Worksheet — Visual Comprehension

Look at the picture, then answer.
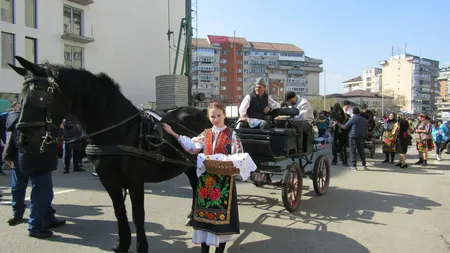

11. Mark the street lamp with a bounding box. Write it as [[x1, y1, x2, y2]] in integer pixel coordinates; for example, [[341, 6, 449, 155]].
[[381, 82, 389, 117], [323, 69, 327, 111]]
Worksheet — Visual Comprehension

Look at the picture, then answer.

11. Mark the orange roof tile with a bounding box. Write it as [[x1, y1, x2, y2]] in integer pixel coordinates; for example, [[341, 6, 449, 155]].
[[250, 42, 303, 52], [207, 35, 250, 46], [192, 38, 215, 48]]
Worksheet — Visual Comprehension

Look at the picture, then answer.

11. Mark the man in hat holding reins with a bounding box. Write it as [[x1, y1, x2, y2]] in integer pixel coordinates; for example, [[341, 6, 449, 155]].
[[238, 77, 279, 129], [284, 91, 314, 152]]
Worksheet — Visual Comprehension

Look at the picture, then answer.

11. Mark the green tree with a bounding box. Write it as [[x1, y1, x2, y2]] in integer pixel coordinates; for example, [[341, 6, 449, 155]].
[[308, 97, 338, 111]]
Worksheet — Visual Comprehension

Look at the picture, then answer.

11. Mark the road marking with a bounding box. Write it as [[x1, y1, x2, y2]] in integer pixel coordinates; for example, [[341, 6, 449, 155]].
[[0, 189, 76, 205]]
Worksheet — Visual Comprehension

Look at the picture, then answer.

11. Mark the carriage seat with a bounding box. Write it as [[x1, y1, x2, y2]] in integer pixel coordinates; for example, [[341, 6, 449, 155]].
[[272, 108, 300, 118], [234, 127, 296, 137]]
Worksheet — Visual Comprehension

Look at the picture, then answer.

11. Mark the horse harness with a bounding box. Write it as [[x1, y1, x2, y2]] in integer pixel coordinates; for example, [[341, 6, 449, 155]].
[[19, 65, 197, 168]]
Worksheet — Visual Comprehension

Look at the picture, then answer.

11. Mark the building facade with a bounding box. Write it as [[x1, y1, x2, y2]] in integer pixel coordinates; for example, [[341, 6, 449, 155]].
[[342, 68, 382, 93], [1, 0, 185, 105], [192, 35, 323, 104], [379, 54, 440, 114], [437, 67, 450, 102]]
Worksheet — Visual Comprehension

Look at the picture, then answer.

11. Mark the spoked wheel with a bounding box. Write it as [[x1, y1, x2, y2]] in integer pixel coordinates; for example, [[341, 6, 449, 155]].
[[281, 163, 302, 212], [312, 154, 330, 195]]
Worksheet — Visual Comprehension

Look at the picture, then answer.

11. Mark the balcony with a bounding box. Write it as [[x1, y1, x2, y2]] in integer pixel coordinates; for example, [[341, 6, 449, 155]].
[[67, 0, 94, 5], [61, 32, 94, 44]]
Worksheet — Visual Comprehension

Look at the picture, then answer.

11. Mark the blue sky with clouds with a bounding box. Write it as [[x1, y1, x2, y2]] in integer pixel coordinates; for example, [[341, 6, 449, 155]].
[[195, 0, 450, 94]]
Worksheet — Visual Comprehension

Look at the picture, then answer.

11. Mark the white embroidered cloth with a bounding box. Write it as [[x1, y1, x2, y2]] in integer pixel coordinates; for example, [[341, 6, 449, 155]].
[[196, 153, 257, 180]]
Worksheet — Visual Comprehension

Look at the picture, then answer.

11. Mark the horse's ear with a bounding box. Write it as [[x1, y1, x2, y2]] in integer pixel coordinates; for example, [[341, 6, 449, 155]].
[[8, 64, 28, 76], [15, 56, 45, 76]]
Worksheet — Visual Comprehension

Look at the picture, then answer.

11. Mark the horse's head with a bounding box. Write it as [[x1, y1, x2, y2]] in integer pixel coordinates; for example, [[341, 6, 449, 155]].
[[9, 56, 68, 154], [330, 103, 345, 122]]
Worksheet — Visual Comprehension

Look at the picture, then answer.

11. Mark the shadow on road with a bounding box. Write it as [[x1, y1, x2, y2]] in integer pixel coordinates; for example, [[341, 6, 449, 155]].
[[229, 212, 370, 253], [237, 186, 441, 225], [49, 211, 198, 252]]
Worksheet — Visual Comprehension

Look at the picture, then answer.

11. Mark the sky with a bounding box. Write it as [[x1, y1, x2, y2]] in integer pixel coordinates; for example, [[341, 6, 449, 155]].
[[195, 0, 450, 95]]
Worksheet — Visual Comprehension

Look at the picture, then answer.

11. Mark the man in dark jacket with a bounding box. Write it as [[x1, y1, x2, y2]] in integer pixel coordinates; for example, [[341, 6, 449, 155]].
[[2, 109, 66, 239], [335, 107, 368, 170], [62, 115, 85, 174]]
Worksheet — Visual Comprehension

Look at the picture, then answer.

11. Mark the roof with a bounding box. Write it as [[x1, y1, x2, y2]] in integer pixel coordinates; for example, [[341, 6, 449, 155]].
[[344, 90, 393, 99], [249, 41, 303, 52], [342, 76, 362, 83], [207, 35, 250, 46], [192, 38, 216, 48]]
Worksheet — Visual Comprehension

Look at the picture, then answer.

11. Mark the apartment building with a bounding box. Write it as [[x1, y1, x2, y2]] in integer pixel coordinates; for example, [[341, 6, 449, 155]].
[[437, 67, 450, 101], [379, 54, 440, 114], [192, 35, 323, 104], [342, 68, 382, 93], [1, 0, 185, 105]]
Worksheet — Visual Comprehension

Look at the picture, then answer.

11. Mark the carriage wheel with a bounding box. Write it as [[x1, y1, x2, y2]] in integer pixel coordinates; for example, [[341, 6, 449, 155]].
[[312, 154, 330, 196], [281, 163, 302, 212], [370, 141, 375, 158]]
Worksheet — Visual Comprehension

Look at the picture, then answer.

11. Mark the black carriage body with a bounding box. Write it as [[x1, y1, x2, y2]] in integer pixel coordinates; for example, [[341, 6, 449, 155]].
[[235, 128, 295, 161]]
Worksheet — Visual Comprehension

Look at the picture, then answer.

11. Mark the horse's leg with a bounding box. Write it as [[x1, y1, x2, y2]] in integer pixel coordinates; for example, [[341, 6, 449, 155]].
[[103, 185, 131, 253], [185, 168, 198, 227], [128, 182, 148, 253]]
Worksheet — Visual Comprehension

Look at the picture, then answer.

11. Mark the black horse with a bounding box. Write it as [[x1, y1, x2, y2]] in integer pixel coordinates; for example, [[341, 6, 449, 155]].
[[9, 56, 210, 253], [329, 103, 350, 165]]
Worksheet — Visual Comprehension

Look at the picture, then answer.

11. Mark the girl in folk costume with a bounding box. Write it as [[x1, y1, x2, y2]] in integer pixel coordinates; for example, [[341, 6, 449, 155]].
[[163, 102, 255, 253], [393, 113, 414, 168], [381, 112, 397, 163], [415, 113, 434, 166]]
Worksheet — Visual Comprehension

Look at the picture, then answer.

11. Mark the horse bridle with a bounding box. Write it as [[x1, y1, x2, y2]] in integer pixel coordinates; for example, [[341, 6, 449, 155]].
[[17, 65, 65, 153]]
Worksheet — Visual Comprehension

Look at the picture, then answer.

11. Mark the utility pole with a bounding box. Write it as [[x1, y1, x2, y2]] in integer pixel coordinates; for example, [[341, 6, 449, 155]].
[[185, 0, 193, 105]]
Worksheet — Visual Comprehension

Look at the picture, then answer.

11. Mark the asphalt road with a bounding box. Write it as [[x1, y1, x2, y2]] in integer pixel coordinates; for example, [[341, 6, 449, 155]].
[[0, 143, 449, 253]]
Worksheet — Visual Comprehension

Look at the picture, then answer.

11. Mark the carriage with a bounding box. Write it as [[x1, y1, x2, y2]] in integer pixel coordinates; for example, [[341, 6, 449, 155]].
[[364, 121, 382, 158], [234, 108, 331, 212]]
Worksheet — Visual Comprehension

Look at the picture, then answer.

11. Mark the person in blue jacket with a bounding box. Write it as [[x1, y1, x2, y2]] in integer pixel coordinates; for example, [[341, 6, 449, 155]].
[[432, 120, 444, 161], [2, 109, 66, 239]]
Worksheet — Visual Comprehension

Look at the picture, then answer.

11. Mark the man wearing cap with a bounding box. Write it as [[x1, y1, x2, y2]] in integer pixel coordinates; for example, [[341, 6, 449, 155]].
[[342, 100, 353, 118], [284, 91, 314, 152], [238, 78, 279, 129]]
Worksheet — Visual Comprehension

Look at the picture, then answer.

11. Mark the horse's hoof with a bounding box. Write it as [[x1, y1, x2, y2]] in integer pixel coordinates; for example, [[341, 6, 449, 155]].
[[136, 242, 149, 253], [112, 241, 131, 253], [185, 217, 193, 227]]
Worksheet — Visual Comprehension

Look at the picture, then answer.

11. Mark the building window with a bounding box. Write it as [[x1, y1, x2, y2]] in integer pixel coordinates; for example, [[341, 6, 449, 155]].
[[237, 51, 242, 56], [63, 6, 82, 36], [220, 77, 226, 82], [64, 44, 83, 68], [220, 59, 227, 64], [237, 69, 242, 73], [222, 50, 226, 55], [238, 77, 242, 82], [1, 32, 14, 68], [221, 86, 227, 90], [221, 68, 227, 73], [25, 0, 36, 28], [237, 60, 242, 64], [0, 0, 14, 23], [25, 37, 37, 63]]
